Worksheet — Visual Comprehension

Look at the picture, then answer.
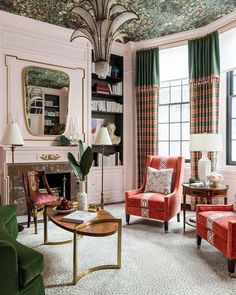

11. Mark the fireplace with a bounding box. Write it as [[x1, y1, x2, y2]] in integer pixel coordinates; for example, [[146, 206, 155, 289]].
[[7, 162, 78, 215], [39, 172, 71, 199]]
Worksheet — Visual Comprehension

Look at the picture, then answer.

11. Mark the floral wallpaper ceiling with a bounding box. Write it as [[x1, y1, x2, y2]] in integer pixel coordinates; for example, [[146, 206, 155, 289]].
[[1, 0, 236, 41]]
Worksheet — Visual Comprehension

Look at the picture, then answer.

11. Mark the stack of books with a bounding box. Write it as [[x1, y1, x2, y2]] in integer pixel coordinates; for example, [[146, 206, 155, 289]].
[[96, 83, 110, 94]]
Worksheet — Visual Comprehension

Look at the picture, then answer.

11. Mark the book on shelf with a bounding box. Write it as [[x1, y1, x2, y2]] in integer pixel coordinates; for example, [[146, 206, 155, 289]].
[[62, 210, 96, 224], [96, 83, 110, 94]]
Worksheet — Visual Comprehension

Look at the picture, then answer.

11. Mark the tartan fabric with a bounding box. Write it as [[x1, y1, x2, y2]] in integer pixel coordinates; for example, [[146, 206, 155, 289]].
[[189, 32, 220, 180], [136, 48, 159, 185], [190, 75, 220, 178]]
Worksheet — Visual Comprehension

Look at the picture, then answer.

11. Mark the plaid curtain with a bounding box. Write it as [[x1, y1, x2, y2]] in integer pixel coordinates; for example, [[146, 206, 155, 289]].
[[136, 48, 159, 185], [189, 31, 220, 179]]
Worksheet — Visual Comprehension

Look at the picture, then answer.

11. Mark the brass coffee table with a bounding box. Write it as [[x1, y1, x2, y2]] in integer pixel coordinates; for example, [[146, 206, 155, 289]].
[[43, 205, 122, 285]]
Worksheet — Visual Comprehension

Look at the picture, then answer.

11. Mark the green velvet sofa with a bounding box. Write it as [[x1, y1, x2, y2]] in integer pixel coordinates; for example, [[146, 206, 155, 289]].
[[0, 205, 45, 295]]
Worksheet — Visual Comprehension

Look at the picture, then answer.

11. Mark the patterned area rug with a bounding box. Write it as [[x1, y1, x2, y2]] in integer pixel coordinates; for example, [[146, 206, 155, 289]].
[[18, 204, 236, 295]]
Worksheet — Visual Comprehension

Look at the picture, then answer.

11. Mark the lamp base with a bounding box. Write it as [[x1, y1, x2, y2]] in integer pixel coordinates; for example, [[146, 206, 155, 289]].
[[198, 151, 211, 184]]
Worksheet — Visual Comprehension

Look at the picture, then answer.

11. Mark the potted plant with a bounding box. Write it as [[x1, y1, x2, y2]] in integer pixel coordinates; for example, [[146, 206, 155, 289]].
[[67, 140, 93, 210]]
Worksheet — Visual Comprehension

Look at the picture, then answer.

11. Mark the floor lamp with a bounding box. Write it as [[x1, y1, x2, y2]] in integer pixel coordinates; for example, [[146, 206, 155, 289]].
[[1, 122, 24, 231], [94, 127, 112, 209]]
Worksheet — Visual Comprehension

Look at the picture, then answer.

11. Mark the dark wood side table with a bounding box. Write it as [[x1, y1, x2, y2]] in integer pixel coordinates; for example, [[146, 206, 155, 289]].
[[182, 183, 229, 231]]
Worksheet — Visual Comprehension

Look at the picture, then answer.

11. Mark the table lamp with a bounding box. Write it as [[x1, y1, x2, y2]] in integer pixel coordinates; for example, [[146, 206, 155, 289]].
[[94, 127, 112, 209], [1, 122, 24, 231], [190, 133, 222, 184]]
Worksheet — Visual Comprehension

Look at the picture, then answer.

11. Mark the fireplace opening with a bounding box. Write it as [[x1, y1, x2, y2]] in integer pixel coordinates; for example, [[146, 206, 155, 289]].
[[39, 172, 71, 200]]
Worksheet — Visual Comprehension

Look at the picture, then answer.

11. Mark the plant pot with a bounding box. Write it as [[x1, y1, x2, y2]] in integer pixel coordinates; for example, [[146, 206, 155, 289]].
[[77, 181, 88, 211]]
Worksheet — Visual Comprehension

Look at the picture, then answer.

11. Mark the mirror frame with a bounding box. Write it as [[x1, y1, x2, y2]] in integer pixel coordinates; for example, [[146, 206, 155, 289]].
[[4, 55, 86, 142], [23, 66, 70, 136]]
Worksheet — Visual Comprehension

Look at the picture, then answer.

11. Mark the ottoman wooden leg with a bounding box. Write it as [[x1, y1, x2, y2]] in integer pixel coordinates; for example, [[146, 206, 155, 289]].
[[126, 214, 130, 225], [228, 259, 235, 275], [196, 235, 202, 249]]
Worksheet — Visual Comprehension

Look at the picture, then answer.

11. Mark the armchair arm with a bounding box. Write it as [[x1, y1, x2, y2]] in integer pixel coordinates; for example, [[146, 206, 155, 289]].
[[0, 240, 18, 295], [164, 191, 180, 219], [227, 219, 236, 259], [196, 204, 234, 215], [125, 187, 144, 197]]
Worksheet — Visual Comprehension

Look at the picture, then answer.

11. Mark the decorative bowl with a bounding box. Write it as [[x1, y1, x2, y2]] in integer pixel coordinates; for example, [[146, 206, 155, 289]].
[[52, 207, 75, 214]]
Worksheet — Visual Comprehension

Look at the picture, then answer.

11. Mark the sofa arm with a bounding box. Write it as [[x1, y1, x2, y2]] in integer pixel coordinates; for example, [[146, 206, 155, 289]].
[[196, 204, 234, 215], [0, 240, 18, 295]]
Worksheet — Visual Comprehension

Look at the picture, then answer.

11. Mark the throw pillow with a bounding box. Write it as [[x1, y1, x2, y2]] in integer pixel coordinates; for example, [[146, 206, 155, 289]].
[[144, 167, 173, 195]]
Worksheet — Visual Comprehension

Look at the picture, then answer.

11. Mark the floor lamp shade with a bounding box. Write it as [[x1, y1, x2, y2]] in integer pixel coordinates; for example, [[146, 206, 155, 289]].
[[1, 122, 24, 146], [94, 127, 112, 145], [190, 133, 222, 183]]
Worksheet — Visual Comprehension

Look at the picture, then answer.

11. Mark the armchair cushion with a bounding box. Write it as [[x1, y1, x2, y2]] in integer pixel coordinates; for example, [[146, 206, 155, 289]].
[[144, 167, 173, 194], [29, 193, 59, 205], [198, 211, 236, 241], [126, 192, 165, 211]]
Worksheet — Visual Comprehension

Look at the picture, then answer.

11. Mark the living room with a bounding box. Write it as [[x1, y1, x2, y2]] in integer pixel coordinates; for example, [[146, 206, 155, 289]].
[[0, 1, 236, 294]]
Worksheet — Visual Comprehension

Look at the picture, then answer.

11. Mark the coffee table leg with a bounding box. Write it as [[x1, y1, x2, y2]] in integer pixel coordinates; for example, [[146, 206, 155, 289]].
[[117, 219, 122, 268], [73, 231, 78, 285], [183, 192, 186, 232], [44, 206, 48, 244]]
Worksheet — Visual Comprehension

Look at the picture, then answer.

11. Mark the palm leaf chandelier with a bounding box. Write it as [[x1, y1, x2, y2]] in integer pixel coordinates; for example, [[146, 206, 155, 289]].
[[70, 0, 139, 79]]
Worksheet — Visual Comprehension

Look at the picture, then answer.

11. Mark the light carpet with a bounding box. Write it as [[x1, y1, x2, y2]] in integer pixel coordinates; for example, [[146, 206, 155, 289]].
[[18, 204, 236, 295]]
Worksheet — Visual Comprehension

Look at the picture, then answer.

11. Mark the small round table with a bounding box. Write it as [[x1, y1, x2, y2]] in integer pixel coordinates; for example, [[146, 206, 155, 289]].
[[182, 183, 229, 231]]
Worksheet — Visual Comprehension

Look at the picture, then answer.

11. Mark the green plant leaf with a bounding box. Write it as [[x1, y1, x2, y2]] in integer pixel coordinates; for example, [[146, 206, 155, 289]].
[[78, 140, 84, 162], [67, 152, 83, 181], [80, 146, 93, 176]]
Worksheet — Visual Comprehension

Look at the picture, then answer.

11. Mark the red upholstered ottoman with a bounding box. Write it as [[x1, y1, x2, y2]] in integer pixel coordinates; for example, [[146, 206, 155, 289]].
[[196, 204, 236, 275]]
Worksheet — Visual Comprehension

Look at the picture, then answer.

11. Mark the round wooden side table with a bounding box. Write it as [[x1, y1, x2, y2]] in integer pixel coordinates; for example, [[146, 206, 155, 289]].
[[182, 183, 229, 231]]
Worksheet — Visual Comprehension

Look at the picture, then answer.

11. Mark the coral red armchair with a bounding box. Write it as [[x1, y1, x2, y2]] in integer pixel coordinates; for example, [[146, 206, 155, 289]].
[[22, 171, 59, 234], [125, 156, 184, 232], [196, 204, 236, 275]]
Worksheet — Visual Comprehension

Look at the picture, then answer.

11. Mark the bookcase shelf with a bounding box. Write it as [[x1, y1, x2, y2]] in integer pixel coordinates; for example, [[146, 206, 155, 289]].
[[91, 54, 123, 167]]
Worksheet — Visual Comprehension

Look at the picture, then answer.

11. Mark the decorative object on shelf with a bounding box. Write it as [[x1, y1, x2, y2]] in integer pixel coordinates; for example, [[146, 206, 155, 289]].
[[70, 0, 139, 79], [106, 122, 121, 144], [1, 122, 24, 232], [207, 172, 224, 188], [111, 66, 120, 78], [67, 140, 93, 211], [94, 127, 112, 209], [58, 135, 70, 146], [190, 133, 222, 184]]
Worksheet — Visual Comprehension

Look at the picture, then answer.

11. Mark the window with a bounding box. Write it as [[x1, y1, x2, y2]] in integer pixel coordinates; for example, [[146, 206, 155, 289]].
[[158, 79, 190, 160], [226, 70, 236, 165]]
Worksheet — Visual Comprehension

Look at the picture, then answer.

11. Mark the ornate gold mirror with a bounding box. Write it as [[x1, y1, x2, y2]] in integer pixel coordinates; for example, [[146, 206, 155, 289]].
[[23, 66, 70, 136]]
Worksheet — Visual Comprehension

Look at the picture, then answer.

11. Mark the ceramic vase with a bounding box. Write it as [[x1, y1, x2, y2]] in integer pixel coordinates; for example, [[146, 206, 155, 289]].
[[77, 181, 88, 211]]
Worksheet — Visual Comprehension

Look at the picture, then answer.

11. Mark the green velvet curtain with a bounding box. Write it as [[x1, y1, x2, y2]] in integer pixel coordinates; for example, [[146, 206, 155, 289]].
[[188, 31, 220, 181], [136, 47, 159, 185]]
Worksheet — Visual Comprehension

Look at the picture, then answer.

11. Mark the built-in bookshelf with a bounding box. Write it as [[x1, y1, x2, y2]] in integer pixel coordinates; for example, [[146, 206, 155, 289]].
[[91, 54, 123, 167]]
